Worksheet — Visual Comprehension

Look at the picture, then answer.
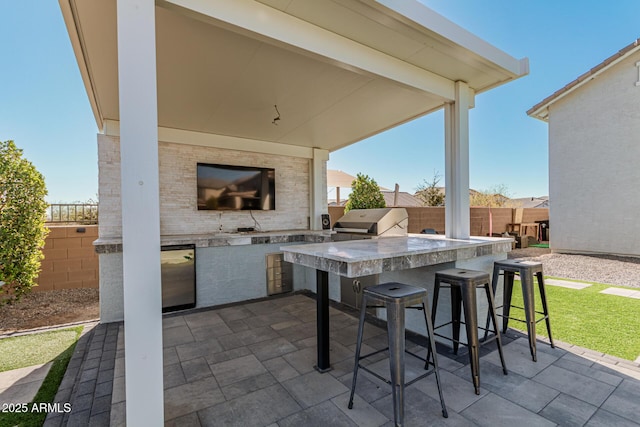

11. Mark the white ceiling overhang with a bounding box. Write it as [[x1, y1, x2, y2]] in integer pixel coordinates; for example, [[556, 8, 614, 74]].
[[59, 0, 528, 152]]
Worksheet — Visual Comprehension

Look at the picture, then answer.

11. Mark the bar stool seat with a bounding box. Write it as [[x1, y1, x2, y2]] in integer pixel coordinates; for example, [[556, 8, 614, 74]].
[[432, 269, 507, 394], [348, 282, 447, 426], [487, 259, 554, 362]]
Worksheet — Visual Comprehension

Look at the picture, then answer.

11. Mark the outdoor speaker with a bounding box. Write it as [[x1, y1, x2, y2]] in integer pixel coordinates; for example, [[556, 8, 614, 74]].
[[321, 214, 331, 230]]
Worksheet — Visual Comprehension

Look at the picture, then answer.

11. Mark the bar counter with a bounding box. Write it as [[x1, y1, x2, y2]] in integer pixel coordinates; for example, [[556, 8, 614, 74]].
[[282, 234, 513, 371], [282, 234, 512, 278]]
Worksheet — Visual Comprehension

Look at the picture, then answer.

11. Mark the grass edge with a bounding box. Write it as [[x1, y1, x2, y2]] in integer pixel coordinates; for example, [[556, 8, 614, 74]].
[[0, 326, 83, 427]]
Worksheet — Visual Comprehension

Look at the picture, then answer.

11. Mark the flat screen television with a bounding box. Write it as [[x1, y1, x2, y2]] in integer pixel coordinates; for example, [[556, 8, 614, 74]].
[[197, 163, 275, 210]]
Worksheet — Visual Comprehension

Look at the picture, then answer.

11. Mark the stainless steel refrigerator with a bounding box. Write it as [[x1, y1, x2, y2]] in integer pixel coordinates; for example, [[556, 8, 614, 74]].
[[161, 245, 196, 312]]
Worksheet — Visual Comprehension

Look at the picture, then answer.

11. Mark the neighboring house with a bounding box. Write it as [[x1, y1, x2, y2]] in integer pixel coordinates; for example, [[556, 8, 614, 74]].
[[528, 38, 640, 257], [512, 196, 549, 209], [381, 190, 423, 207]]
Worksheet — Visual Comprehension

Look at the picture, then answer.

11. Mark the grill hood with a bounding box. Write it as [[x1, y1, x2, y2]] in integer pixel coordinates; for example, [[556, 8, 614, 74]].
[[333, 208, 408, 237]]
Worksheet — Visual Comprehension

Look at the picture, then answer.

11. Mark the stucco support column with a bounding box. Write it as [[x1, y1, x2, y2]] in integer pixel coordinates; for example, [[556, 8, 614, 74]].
[[116, 0, 164, 425], [445, 81, 472, 239], [310, 148, 329, 230]]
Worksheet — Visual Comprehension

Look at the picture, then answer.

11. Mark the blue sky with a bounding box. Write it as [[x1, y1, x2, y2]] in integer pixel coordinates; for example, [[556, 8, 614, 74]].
[[329, 0, 640, 199], [1, 1, 638, 202], [0, 1, 97, 203]]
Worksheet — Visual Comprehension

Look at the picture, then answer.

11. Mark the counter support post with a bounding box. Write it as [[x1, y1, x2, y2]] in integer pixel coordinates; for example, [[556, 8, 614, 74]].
[[315, 270, 331, 372]]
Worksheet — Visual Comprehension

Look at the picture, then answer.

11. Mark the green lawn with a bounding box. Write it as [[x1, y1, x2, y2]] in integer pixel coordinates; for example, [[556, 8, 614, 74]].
[[0, 327, 82, 427], [0, 328, 81, 372], [507, 278, 640, 361]]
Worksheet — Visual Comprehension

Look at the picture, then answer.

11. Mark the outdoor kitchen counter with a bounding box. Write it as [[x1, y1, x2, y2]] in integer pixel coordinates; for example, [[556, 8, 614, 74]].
[[281, 234, 513, 278], [93, 230, 333, 323], [93, 229, 331, 253]]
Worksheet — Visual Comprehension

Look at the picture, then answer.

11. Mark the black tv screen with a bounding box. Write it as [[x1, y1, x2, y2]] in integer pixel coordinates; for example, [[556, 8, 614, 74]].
[[197, 163, 275, 210]]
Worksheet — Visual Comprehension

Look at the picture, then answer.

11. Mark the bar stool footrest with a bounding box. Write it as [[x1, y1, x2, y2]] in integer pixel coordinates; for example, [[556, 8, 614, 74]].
[[357, 348, 439, 387], [494, 312, 551, 325], [434, 323, 500, 348], [357, 346, 390, 362]]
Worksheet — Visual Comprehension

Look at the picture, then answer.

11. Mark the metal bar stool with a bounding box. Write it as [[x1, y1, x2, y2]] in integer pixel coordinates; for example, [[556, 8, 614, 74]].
[[348, 282, 448, 426], [432, 269, 507, 394], [485, 259, 554, 362]]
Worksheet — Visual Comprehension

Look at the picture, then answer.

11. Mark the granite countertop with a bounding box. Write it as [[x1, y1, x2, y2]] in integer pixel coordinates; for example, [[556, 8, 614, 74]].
[[281, 234, 513, 277], [93, 229, 332, 253]]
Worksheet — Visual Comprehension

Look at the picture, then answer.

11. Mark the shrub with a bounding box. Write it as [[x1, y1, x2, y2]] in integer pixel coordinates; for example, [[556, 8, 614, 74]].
[[415, 171, 445, 207], [469, 184, 512, 207], [344, 173, 386, 213], [0, 140, 49, 305]]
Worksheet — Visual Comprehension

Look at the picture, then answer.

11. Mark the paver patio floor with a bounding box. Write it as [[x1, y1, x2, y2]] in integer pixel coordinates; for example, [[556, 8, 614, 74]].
[[45, 292, 640, 426]]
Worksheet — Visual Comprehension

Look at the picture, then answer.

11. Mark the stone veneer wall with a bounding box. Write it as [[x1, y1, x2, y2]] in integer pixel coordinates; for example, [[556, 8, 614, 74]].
[[98, 134, 311, 238]]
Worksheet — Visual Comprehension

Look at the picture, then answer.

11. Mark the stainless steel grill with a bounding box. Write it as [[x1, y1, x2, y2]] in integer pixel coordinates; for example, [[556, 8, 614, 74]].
[[332, 208, 408, 241]]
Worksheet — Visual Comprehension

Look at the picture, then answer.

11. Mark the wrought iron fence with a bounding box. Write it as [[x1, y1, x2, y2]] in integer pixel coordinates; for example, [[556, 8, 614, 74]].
[[46, 204, 98, 224]]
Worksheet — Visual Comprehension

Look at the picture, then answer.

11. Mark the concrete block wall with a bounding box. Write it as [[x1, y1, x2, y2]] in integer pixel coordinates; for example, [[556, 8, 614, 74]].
[[36, 225, 99, 291], [470, 207, 513, 237], [98, 134, 310, 238], [405, 207, 445, 234], [522, 208, 550, 224]]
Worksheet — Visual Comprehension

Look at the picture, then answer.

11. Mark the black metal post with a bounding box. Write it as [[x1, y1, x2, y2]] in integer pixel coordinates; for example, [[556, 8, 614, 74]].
[[315, 269, 331, 372]]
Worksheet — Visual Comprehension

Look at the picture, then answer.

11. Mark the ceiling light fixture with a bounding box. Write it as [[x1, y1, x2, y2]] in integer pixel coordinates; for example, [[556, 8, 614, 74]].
[[272, 105, 281, 125]]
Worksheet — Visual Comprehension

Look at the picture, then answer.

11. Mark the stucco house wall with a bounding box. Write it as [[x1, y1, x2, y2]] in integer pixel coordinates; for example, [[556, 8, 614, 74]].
[[547, 51, 640, 256]]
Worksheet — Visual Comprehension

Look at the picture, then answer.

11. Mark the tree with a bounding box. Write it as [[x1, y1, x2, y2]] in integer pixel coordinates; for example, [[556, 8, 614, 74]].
[[469, 184, 512, 207], [415, 171, 445, 206], [0, 140, 49, 305], [344, 173, 386, 213]]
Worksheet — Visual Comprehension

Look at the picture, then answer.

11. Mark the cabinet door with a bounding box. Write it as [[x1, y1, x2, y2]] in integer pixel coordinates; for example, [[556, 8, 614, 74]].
[[280, 260, 293, 293], [266, 253, 292, 295]]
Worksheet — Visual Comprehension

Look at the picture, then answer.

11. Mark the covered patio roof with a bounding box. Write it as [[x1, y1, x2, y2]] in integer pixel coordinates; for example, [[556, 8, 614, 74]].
[[61, 0, 527, 152]]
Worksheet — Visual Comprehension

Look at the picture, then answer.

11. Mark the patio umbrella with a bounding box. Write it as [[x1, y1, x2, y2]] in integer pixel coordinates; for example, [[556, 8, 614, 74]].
[[327, 170, 388, 205], [327, 170, 356, 205]]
